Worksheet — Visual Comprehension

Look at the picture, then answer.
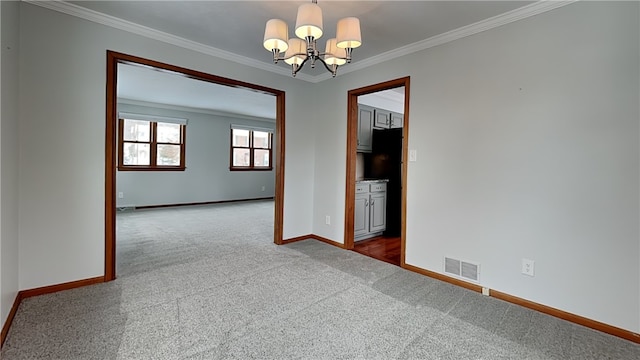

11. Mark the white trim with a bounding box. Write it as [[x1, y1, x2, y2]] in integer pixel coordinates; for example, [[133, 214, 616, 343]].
[[310, 0, 580, 82], [118, 112, 187, 125], [24, 0, 316, 82], [27, 0, 577, 83], [230, 124, 274, 133], [312, 0, 579, 83]]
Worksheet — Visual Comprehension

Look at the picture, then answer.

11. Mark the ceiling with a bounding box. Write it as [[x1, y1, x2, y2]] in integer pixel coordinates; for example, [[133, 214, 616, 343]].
[[64, 1, 539, 116], [117, 62, 278, 120], [70, 1, 535, 77]]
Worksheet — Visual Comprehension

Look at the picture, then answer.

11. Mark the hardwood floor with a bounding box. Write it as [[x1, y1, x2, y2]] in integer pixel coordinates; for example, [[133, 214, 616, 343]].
[[352, 236, 401, 266]]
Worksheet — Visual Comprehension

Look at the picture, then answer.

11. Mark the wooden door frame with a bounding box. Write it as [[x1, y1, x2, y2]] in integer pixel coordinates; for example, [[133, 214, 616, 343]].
[[343, 77, 410, 266], [105, 51, 286, 281]]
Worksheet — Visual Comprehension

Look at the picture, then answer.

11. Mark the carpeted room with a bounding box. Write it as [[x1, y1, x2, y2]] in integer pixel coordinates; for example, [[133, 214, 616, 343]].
[[2, 1, 640, 358]]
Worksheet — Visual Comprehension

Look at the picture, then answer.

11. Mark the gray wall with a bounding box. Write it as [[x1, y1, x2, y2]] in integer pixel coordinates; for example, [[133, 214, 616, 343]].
[[1, 0, 20, 329], [15, 2, 314, 294], [308, 1, 639, 332], [116, 102, 276, 207]]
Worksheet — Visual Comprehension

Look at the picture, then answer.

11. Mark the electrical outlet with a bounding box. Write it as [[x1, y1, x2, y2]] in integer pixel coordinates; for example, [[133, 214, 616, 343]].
[[522, 258, 535, 276], [261, 185, 265, 191], [482, 287, 490, 296], [118, 192, 124, 199], [325, 215, 330, 225]]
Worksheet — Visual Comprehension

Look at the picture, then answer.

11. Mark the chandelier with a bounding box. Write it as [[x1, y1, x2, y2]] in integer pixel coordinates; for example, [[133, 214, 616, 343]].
[[263, 0, 362, 78]]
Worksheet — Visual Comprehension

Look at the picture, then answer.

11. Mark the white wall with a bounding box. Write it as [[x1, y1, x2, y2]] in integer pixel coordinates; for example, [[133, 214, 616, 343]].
[[311, 1, 640, 333], [17, 2, 314, 291], [116, 102, 276, 207], [0, 0, 20, 330]]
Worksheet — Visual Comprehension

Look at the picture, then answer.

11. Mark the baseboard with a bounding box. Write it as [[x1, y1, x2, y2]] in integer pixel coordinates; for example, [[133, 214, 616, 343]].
[[0, 293, 22, 348], [288, 236, 640, 344], [402, 262, 640, 344], [19, 276, 105, 299], [0, 276, 105, 349], [132, 197, 274, 210], [490, 290, 640, 344], [282, 234, 345, 248], [4, 242, 638, 348], [281, 234, 315, 244]]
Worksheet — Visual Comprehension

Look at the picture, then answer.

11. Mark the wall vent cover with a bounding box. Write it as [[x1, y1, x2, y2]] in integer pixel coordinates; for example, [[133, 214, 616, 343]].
[[444, 257, 461, 276], [444, 257, 480, 282]]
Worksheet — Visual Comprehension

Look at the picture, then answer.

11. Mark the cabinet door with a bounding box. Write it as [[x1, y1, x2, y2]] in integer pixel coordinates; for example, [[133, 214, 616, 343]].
[[354, 192, 370, 237], [369, 191, 387, 233], [357, 105, 374, 152], [374, 110, 390, 128], [390, 112, 404, 129]]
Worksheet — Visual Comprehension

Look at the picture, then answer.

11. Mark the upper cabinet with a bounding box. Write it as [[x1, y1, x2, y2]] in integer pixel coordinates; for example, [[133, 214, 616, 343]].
[[358, 104, 404, 152], [374, 110, 390, 128], [390, 111, 404, 129], [373, 108, 404, 129], [357, 104, 374, 152]]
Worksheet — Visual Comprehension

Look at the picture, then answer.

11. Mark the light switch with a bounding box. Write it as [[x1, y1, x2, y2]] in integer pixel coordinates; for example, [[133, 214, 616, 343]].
[[409, 150, 417, 162]]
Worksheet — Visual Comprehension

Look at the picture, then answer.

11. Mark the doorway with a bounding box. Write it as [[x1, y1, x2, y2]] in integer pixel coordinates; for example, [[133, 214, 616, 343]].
[[105, 51, 286, 281], [343, 77, 410, 267]]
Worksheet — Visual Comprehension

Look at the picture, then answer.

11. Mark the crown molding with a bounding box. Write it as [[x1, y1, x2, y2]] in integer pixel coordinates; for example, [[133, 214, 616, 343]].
[[27, 0, 577, 84], [314, 0, 579, 81], [117, 98, 276, 123], [24, 0, 316, 82]]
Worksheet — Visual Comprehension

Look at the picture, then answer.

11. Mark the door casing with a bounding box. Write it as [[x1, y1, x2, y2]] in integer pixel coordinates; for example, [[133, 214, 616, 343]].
[[104, 51, 286, 281], [343, 77, 410, 266]]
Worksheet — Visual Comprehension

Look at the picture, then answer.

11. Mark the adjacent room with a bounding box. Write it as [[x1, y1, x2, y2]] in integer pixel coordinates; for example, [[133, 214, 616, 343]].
[[114, 62, 278, 277]]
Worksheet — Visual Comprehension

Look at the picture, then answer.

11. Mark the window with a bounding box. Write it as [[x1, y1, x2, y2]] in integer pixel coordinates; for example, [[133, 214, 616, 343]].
[[230, 127, 273, 171], [118, 117, 186, 171]]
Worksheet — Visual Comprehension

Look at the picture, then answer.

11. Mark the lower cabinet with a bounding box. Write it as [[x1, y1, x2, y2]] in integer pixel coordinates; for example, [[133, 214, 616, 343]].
[[355, 182, 387, 241]]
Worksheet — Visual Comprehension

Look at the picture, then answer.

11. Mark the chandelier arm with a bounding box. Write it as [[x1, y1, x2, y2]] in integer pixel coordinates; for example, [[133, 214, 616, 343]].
[[314, 56, 338, 76], [318, 52, 349, 61], [292, 55, 313, 76]]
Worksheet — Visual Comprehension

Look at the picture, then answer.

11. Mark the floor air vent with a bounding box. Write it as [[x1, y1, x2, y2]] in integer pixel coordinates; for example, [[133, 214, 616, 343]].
[[445, 257, 480, 282]]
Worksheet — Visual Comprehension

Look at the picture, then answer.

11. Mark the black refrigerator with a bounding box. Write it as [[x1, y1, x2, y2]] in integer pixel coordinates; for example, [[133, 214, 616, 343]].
[[369, 127, 403, 237]]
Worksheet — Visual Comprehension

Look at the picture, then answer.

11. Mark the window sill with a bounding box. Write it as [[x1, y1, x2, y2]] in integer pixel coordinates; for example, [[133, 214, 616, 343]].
[[229, 167, 273, 172], [117, 166, 186, 172]]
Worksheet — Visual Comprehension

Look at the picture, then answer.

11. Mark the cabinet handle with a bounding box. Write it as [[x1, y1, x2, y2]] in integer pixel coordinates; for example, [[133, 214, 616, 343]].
[[371, 199, 375, 206], [365, 200, 369, 206]]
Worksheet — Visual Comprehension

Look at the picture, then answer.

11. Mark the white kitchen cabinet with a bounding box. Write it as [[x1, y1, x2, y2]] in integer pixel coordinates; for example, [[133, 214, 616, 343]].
[[354, 184, 370, 238], [374, 110, 390, 128], [373, 108, 403, 129], [357, 104, 374, 152], [354, 182, 387, 241], [390, 111, 404, 129]]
